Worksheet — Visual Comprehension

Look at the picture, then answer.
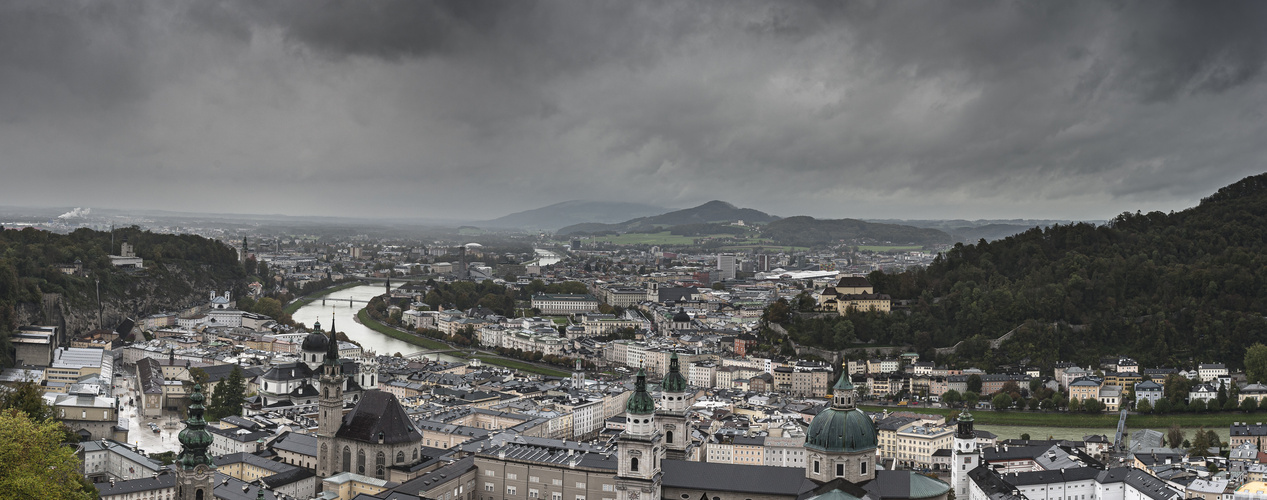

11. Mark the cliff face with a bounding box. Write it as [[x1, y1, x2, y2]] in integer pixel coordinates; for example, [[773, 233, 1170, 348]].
[[15, 263, 245, 337]]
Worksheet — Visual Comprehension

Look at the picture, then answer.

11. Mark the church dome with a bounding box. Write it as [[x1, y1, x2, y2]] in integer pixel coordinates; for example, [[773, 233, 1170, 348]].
[[672, 308, 691, 323], [805, 406, 877, 454], [302, 330, 330, 352]]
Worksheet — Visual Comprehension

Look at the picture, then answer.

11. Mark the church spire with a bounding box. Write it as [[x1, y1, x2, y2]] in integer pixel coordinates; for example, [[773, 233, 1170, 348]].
[[177, 384, 214, 469], [324, 312, 340, 367]]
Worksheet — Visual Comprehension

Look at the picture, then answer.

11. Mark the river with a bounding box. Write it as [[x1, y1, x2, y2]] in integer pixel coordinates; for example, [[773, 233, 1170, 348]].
[[534, 248, 561, 266], [290, 284, 463, 363]]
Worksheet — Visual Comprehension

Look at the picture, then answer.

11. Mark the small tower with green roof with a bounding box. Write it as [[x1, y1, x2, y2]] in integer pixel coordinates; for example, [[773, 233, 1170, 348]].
[[175, 384, 215, 500], [656, 352, 692, 459], [805, 372, 876, 484], [952, 410, 979, 499], [616, 368, 663, 500]]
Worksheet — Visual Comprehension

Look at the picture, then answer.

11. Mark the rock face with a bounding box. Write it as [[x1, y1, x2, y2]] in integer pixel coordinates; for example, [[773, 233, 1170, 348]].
[[14, 263, 245, 338]]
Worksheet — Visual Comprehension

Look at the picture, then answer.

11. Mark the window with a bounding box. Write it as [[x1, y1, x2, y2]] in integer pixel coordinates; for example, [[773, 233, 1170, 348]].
[[552, 479, 562, 486], [485, 483, 494, 492], [376, 451, 386, 479], [666, 431, 674, 444], [836, 463, 844, 477], [603, 485, 615, 492], [530, 476, 540, 483], [630, 457, 639, 472], [530, 489, 539, 499], [486, 470, 496, 477], [357, 450, 366, 475], [813, 461, 820, 474], [576, 496, 585, 500], [508, 473, 518, 480], [508, 487, 517, 496], [398, 451, 405, 463], [576, 482, 586, 489], [552, 493, 562, 500], [861, 461, 868, 475]]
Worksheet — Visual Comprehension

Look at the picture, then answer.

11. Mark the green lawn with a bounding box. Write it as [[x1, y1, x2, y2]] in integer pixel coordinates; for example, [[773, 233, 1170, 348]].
[[356, 309, 450, 350], [860, 404, 1257, 429], [474, 356, 570, 377], [283, 281, 363, 315], [857, 245, 925, 252]]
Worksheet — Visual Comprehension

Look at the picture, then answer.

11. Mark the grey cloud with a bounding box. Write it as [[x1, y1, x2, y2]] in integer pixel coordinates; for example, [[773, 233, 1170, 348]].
[[0, 1, 1265, 220]]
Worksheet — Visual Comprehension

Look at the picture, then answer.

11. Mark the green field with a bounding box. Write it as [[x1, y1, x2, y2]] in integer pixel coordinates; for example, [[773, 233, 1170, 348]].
[[860, 404, 1256, 429], [357, 309, 572, 377], [857, 245, 925, 252], [474, 356, 570, 377], [283, 281, 363, 315], [356, 309, 450, 350]]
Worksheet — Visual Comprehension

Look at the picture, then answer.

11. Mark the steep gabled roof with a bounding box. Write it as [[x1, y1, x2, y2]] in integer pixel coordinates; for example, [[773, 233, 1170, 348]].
[[336, 390, 423, 445]]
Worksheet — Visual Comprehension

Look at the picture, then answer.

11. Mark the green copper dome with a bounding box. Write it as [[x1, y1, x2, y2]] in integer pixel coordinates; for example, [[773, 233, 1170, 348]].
[[177, 384, 215, 469], [833, 372, 854, 391], [662, 353, 688, 393], [626, 368, 656, 415], [805, 406, 877, 453]]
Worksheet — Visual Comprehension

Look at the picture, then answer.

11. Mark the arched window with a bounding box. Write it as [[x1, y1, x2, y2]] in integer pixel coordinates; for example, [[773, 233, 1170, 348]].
[[343, 446, 351, 472], [376, 451, 386, 479], [666, 431, 674, 444], [357, 449, 366, 475], [196, 490, 204, 500], [414, 449, 419, 460], [631, 457, 639, 472], [397, 451, 405, 463]]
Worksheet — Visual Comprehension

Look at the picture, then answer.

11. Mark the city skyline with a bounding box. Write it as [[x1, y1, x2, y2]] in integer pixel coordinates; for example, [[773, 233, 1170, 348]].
[[2, 1, 1266, 221]]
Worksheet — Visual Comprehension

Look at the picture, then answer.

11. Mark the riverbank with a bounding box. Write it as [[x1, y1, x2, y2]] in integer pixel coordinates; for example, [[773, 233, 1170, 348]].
[[354, 308, 571, 377], [860, 404, 1256, 429], [282, 280, 363, 316]]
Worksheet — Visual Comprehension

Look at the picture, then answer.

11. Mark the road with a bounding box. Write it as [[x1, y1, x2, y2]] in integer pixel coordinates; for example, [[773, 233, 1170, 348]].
[[114, 371, 180, 455]]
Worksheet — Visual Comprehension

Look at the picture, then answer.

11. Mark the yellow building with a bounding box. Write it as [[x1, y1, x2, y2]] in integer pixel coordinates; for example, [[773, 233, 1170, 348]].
[[818, 276, 892, 314]]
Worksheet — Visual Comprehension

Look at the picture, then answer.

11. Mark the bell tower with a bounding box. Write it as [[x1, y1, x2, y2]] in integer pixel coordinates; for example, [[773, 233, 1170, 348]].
[[316, 315, 344, 479], [175, 384, 215, 500], [656, 352, 691, 460], [616, 369, 662, 500], [952, 411, 979, 499]]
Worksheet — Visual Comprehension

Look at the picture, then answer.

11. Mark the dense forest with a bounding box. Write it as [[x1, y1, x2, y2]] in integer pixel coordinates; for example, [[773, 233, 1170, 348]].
[[0, 226, 245, 366], [777, 173, 1267, 371], [760, 216, 952, 247]]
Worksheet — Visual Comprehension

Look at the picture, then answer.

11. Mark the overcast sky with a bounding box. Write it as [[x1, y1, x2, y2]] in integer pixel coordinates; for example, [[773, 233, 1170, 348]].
[[3, 1, 1266, 222]]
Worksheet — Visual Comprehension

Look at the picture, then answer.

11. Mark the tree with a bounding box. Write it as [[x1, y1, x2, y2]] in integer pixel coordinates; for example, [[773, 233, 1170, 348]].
[[1136, 398, 1152, 413], [1166, 425, 1185, 449], [1154, 398, 1172, 413], [943, 390, 962, 407], [992, 393, 1013, 411], [967, 374, 983, 394], [1020, 433, 1031, 441], [0, 380, 56, 422], [1189, 399, 1207, 412], [1225, 396, 1240, 411], [1189, 428, 1212, 456], [252, 296, 292, 324], [964, 391, 980, 408], [1242, 397, 1259, 413], [1082, 398, 1104, 413], [0, 409, 94, 499], [207, 366, 247, 421], [1248, 343, 1267, 384]]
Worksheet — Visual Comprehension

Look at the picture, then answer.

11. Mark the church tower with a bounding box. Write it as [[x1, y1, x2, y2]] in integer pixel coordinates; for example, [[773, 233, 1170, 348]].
[[656, 352, 691, 460], [572, 359, 585, 388], [616, 369, 662, 500], [316, 316, 344, 479], [952, 411, 979, 499], [175, 384, 215, 500]]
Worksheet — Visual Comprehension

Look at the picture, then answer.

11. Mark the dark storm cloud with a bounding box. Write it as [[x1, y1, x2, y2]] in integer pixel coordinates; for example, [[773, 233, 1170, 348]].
[[1, 0, 1265, 220]]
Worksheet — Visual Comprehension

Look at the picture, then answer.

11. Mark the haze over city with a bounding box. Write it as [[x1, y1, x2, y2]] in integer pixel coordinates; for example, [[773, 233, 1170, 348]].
[[3, 1, 1266, 221]]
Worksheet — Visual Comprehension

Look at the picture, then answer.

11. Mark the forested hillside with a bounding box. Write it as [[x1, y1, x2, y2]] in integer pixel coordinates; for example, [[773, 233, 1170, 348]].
[[781, 173, 1267, 370], [0, 226, 245, 366]]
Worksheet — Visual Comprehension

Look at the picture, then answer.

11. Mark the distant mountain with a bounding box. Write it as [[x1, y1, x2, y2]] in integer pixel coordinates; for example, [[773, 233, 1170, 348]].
[[557, 200, 778, 235], [479, 200, 669, 231], [761, 216, 953, 247]]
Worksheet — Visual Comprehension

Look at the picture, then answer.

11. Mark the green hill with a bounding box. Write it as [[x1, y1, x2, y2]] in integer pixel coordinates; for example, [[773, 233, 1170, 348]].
[[781, 173, 1267, 371], [0, 227, 246, 366], [761, 216, 952, 247], [557, 200, 777, 235]]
